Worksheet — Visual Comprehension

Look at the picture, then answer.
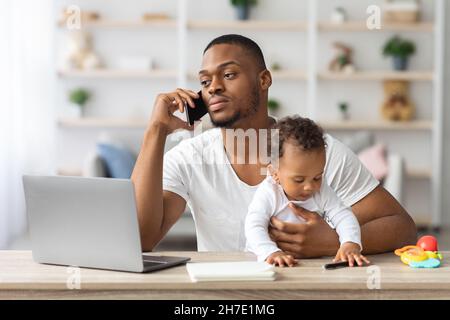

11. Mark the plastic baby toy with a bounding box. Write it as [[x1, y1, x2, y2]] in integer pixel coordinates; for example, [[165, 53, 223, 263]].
[[394, 235, 443, 268]]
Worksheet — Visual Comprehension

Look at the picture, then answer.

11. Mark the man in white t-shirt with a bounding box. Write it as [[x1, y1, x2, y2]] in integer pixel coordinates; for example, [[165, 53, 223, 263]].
[[131, 34, 417, 258]]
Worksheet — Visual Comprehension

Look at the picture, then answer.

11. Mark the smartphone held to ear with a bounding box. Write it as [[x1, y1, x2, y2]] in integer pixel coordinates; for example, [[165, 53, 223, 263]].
[[185, 91, 208, 126]]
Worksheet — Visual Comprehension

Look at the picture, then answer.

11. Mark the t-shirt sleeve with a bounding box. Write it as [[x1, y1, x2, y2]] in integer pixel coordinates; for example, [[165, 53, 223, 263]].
[[245, 181, 280, 262], [324, 134, 380, 207], [162, 141, 192, 203]]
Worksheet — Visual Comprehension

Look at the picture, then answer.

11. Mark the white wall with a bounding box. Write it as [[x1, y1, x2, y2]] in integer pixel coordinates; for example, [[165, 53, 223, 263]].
[[442, 1, 450, 227]]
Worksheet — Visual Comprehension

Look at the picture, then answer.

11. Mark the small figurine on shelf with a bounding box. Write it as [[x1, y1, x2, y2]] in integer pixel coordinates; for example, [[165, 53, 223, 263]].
[[64, 31, 102, 70], [338, 102, 350, 121], [395, 235, 443, 268], [380, 80, 414, 121], [330, 7, 347, 24], [328, 42, 356, 74]]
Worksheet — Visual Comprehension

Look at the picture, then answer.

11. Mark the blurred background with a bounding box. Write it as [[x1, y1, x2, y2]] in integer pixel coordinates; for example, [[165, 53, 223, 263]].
[[1, 0, 450, 251]]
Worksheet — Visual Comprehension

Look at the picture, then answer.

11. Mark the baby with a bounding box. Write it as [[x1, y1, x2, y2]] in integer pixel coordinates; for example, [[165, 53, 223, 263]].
[[245, 116, 370, 267]]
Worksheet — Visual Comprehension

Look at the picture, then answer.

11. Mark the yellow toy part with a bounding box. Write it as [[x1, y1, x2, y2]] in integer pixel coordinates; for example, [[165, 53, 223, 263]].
[[425, 251, 440, 259], [394, 246, 428, 265], [395, 245, 443, 266]]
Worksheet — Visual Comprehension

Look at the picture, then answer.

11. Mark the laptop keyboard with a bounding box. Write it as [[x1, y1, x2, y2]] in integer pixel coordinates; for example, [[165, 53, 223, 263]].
[[143, 256, 167, 267], [143, 260, 166, 268]]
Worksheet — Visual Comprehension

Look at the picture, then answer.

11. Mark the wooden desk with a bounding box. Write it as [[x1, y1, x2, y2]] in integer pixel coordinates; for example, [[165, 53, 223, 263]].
[[1, 251, 449, 299]]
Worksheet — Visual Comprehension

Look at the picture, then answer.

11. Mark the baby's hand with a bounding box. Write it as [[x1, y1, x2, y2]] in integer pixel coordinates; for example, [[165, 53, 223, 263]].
[[266, 251, 297, 267], [334, 242, 370, 267]]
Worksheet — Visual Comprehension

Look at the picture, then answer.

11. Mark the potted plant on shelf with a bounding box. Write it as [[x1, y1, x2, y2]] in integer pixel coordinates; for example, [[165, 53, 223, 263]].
[[68, 88, 90, 118], [382, 35, 416, 71], [230, 0, 257, 21], [267, 98, 280, 116], [338, 102, 350, 121], [270, 62, 282, 71], [330, 7, 347, 24]]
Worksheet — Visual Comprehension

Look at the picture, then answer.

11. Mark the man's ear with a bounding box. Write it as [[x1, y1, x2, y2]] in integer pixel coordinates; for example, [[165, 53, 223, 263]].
[[259, 69, 272, 90]]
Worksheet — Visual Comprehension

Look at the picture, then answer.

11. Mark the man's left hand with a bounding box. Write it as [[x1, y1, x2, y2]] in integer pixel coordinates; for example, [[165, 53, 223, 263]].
[[269, 203, 340, 258]]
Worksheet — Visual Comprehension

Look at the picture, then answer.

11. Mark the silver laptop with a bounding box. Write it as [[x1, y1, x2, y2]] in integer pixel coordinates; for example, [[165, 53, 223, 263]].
[[23, 175, 190, 273]]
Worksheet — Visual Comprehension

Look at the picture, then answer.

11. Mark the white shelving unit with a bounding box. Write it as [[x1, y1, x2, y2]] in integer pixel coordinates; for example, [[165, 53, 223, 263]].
[[187, 20, 308, 31], [57, 19, 178, 29], [318, 71, 433, 81], [318, 21, 434, 32], [56, 0, 445, 228], [58, 69, 178, 79]]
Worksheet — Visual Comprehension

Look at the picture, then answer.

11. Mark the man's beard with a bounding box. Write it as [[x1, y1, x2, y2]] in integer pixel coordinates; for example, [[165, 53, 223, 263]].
[[209, 86, 260, 128]]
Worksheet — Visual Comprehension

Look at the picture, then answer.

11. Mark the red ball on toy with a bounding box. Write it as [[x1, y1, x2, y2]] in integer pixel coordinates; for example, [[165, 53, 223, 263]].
[[416, 235, 438, 252]]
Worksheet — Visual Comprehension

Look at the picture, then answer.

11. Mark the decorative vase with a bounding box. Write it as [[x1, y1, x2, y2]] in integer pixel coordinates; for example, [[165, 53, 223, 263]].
[[393, 56, 408, 71], [235, 4, 250, 20]]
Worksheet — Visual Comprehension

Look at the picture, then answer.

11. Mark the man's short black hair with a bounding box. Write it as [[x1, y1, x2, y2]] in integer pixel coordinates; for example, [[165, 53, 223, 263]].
[[203, 34, 266, 71]]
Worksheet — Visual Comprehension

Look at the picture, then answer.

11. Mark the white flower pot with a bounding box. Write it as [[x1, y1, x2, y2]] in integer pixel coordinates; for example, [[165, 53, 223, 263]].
[[66, 103, 83, 118]]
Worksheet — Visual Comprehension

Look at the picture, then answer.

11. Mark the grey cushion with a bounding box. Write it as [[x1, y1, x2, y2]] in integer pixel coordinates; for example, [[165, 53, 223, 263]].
[[339, 131, 374, 154], [82, 152, 107, 177]]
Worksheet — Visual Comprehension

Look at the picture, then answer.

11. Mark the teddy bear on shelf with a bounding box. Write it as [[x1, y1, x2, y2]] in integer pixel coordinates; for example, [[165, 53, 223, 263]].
[[328, 42, 356, 74], [64, 31, 102, 70], [380, 80, 415, 121]]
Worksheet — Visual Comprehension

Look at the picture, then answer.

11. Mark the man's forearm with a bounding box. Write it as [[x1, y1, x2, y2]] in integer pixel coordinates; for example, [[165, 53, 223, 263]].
[[349, 186, 417, 255], [360, 213, 417, 254], [317, 213, 417, 258], [131, 122, 168, 250]]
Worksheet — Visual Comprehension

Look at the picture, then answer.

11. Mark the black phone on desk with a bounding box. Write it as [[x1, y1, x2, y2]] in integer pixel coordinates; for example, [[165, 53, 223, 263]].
[[185, 91, 208, 126]]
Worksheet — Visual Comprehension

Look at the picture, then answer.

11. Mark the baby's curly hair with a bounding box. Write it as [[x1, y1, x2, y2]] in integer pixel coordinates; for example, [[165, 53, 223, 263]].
[[271, 116, 325, 158]]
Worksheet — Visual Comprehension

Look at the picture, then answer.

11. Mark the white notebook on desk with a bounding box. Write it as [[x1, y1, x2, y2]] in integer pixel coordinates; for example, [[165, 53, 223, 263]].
[[186, 261, 276, 282]]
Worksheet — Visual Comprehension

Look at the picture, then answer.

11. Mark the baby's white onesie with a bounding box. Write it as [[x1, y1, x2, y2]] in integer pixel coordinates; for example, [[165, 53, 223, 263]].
[[245, 175, 362, 261]]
